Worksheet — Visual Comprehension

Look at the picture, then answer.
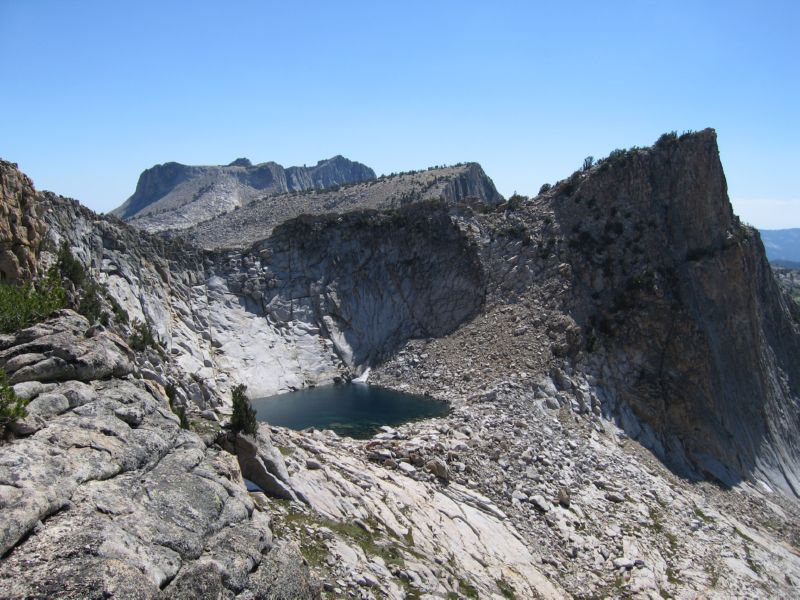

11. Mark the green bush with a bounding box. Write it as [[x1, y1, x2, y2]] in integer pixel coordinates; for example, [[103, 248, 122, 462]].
[[656, 131, 678, 146], [0, 368, 27, 438], [55, 241, 85, 286], [176, 405, 190, 430], [130, 320, 159, 351], [0, 275, 66, 333], [78, 280, 105, 324], [164, 383, 177, 403], [231, 384, 257, 435], [109, 296, 129, 325]]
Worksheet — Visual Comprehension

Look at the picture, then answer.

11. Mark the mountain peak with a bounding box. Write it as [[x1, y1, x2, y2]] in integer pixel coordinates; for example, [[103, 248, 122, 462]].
[[111, 156, 377, 231]]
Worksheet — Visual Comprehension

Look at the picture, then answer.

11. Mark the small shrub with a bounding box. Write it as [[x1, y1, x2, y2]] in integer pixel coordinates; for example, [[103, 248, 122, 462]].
[[539, 183, 552, 194], [656, 131, 678, 146], [231, 384, 257, 435], [0, 368, 26, 438], [55, 241, 85, 286], [176, 405, 190, 430], [78, 280, 105, 324], [130, 320, 159, 352], [507, 194, 528, 210], [583, 156, 594, 171], [164, 383, 177, 403]]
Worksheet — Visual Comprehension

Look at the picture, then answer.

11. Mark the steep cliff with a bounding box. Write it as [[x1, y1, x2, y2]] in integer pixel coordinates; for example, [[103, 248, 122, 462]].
[[225, 202, 485, 368], [112, 155, 376, 232], [545, 130, 800, 496]]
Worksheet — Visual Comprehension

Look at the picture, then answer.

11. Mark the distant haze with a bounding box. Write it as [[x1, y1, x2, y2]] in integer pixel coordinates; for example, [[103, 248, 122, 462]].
[[760, 228, 800, 263]]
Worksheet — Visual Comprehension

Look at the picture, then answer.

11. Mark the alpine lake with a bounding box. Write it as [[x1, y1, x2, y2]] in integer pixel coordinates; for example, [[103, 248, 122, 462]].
[[251, 383, 450, 439]]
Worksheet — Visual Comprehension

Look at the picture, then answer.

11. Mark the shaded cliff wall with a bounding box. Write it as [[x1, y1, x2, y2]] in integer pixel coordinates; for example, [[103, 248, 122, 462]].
[[551, 130, 800, 495], [216, 201, 486, 369]]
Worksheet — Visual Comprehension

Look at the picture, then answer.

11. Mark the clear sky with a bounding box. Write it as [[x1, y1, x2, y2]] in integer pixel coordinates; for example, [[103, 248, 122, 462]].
[[1, 1, 798, 228]]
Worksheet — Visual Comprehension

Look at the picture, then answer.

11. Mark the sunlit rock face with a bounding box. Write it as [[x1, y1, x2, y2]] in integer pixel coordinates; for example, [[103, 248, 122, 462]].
[[0, 160, 45, 282], [112, 155, 377, 232]]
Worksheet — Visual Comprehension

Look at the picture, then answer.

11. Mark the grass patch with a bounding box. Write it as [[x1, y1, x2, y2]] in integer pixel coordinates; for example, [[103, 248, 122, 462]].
[[276, 509, 407, 569], [665, 531, 678, 552], [299, 539, 328, 567], [733, 527, 754, 543], [649, 506, 664, 534], [1, 368, 27, 438], [693, 506, 712, 523]]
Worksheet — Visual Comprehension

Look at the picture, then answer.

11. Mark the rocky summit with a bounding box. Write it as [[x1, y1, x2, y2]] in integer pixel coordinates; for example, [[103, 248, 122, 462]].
[[1, 129, 800, 599], [112, 155, 377, 232]]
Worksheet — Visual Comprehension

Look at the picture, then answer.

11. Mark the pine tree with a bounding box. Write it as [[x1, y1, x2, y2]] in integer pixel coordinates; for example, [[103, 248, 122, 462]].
[[231, 384, 257, 435]]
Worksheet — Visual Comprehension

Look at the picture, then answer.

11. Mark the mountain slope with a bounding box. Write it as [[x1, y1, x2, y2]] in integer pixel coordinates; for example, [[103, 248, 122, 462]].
[[761, 228, 800, 263], [111, 155, 376, 232]]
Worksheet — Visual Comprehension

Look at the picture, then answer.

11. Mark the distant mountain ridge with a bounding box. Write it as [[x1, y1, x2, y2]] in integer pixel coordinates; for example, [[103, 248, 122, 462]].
[[183, 162, 504, 250], [760, 228, 800, 263], [111, 155, 376, 232]]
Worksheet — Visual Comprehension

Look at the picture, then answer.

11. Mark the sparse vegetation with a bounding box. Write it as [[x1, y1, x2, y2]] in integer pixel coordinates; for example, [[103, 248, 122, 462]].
[[176, 405, 190, 429], [77, 279, 105, 324], [656, 131, 678, 146], [457, 578, 479, 599]]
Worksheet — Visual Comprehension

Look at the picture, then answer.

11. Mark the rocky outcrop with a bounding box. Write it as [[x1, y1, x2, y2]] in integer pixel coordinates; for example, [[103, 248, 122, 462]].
[[0, 310, 134, 385], [112, 155, 376, 232], [0, 312, 321, 599], [0, 160, 45, 282], [542, 130, 800, 496]]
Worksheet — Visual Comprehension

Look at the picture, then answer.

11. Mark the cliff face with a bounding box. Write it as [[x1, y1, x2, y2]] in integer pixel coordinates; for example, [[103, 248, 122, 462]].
[[226, 202, 485, 368], [538, 131, 800, 495], [0, 160, 45, 281], [112, 155, 376, 232]]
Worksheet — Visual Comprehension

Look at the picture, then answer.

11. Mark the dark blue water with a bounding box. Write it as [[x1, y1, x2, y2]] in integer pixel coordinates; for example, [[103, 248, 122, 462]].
[[252, 384, 450, 439]]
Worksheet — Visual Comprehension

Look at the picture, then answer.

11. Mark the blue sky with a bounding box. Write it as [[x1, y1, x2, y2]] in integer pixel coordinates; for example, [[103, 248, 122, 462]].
[[1, 1, 798, 228]]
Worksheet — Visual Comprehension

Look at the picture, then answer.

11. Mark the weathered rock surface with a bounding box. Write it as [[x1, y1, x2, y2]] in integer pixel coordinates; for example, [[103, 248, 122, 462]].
[[0, 159, 45, 281], [113, 155, 376, 232], [268, 426, 565, 599], [0, 312, 315, 599], [0, 311, 134, 384], [220, 201, 485, 369]]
